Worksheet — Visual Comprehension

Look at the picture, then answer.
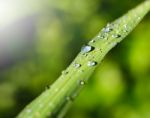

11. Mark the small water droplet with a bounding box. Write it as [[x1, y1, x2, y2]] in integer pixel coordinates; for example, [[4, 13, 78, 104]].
[[66, 96, 73, 101], [45, 85, 51, 90], [62, 70, 68, 75], [80, 70, 84, 73], [123, 24, 129, 32], [137, 16, 141, 20], [101, 35, 106, 38], [83, 53, 88, 57], [124, 24, 127, 29], [90, 39, 95, 43], [81, 45, 94, 53], [79, 80, 85, 85], [87, 61, 97, 67], [111, 42, 117, 47], [103, 27, 110, 33], [74, 63, 81, 68], [102, 23, 113, 33], [112, 34, 121, 38]]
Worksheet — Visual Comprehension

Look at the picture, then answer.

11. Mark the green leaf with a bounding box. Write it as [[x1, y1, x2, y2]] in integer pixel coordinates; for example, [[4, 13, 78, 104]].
[[17, 1, 150, 118]]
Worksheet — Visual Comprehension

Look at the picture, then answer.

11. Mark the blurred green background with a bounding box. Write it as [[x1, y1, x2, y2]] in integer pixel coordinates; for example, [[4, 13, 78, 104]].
[[0, 0, 150, 118]]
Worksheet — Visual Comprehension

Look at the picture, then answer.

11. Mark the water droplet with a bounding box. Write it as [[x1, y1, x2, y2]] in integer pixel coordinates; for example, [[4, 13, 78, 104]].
[[124, 24, 127, 29], [66, 96, 73, 101], [45, 85, 51, 90], [103, 28, 110, 33], [62, 70, 68, 75], [90, 40, 95, 43], [137, 16, 141, 20], [80, 70, 84, 73], [87, 61, 97, 67], [81, 45, 94, 53], [111, 42, 117, 47], [98, 34, 105, 39], [112, 34, 121, 38], [74, 63, 81, 68], [97, 35, 100, 38], [83, 53, 88, 57], [102, 23, 113, 33], [79, 80, 85, 85]]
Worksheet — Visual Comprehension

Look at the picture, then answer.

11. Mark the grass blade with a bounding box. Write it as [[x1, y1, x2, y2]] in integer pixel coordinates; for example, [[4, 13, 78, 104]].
[[17, 1, 150, 118]]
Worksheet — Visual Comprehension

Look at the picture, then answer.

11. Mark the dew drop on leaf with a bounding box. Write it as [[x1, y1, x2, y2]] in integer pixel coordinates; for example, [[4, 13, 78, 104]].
[[90, 39, 95, 43], [74, 63, 81, 68], [81, 45, 94, 53], [87, 61, 97, 67], [112, 34, 121, 38], [62, 70, 68, 75], [66, 96, 73, 102], [79, 80, 85, 85], [45, 85, 51, 90]]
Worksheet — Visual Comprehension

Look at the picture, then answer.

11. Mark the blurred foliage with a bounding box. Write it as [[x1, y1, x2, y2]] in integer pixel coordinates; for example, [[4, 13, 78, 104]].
[[0, 0, 150, 118]]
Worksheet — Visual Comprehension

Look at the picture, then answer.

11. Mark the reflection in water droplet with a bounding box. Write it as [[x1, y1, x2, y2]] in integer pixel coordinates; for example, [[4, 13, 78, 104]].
[[81, 45, 94, 53], [87, 61, 97, 67]]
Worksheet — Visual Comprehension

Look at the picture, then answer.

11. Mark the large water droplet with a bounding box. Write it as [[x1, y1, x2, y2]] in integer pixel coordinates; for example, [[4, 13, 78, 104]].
[[87, 61, 97, 67], [81, 45, 94, 53]]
